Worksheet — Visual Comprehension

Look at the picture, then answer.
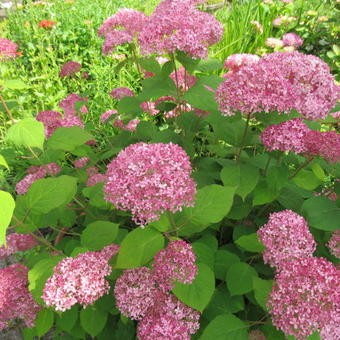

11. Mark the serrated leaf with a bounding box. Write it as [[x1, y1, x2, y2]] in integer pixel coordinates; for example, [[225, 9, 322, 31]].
[[6, 118, 45, 150]]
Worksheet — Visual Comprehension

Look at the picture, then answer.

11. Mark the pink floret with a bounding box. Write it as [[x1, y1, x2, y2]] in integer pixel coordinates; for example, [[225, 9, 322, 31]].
[[0, 234, 38, 259]]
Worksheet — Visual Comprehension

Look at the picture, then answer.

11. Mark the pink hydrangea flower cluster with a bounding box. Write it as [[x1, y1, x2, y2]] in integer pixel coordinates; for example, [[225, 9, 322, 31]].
[[137, 292, 200, 340], [261, 119, 340, 163], [257, 210, 316, 268], [16, 162, 61, 194], [265, 37, 284, 48], [59, 61, 81, 78], [0, 37, 18, 61], [114, 240, 199, 339], [42, 244, 119, 311], [98, 9, 148, 55], [104, 142, 196, 225], [138, 0, 223, 59], [282, 32, 303, 48], [140, 101, 159, 116], [113, 118, 140, 132], [327, 230, 340, 259], [100, 109, 118, 123], [84, 166, 107, 187], [223, 53, 260, 72], [36, 94, 88, 138], [215, 51, 340, 120], [267, 257, 340, 340], [73, 157, 89, 168], [0, 264, 40, 330], [0, 233, 38, 259], [110, 86, 134, 99], [260, 118, 310, 154], [153, 240, 197, 291], [169, 66, 197, 92]]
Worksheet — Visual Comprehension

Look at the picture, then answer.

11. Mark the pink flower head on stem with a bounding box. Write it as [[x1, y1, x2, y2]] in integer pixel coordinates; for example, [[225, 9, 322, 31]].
[[59, 61, 81, 78], [0, 234, 38, 259]]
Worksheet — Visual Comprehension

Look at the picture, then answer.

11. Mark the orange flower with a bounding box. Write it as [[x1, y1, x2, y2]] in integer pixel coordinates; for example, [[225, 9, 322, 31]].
[[38, 20, 56, 29]]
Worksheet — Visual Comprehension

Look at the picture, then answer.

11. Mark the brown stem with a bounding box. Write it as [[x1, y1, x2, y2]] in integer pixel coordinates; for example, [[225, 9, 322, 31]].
[[288, 156, 314, 180], [0, 90, 15, 123]]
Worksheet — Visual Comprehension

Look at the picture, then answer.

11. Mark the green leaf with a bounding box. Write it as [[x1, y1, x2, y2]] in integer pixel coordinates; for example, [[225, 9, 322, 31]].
[[80, 307, 107, 337], [253, 277, 273, 310], [221, 163, 259, 200], [6, 118, 45, 150], [226, 262, 258, 296], [196, 58, 223, 72], [117, 96, 142, 115], [184, 82, 219, 112], [28, 256, 64, 303], [252, 181, 278, 206], [301, 196, 340, 231], [293, 170, 322, 190], [47, 126, 93, 152], [214, 250, 240, 281], [138, 75, 177, 101], [0, 154, 9, 169], [81, 221, 119, 251], [138, 57, 161, 74], [311, 163, 325, 181], [56, 305, 78, 332], [82, 182, 109, 209], [25, 175, 78, 213], [192, 242, 215, 269], [177, 185, 235, 236], [200, 314, 248, 340], [204, 286, 244, 321], [1, 79, 28, 89], [173, 263, 215, 311], [35, 309, 54, 337], [235, 233, 264, 253], [116, 228, 164, 268], [0, 190, 15, 246]]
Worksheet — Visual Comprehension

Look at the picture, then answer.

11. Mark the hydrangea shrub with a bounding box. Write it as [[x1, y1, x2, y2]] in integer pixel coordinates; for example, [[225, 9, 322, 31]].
[[0, 0, 339, 339]]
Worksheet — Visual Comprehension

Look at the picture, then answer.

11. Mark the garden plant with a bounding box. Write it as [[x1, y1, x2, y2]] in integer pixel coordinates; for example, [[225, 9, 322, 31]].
[[0, 0, 339, 340]]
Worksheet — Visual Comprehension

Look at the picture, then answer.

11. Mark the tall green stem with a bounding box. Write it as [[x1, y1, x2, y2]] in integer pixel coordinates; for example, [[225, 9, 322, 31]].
[[236, 113, 251, 163]]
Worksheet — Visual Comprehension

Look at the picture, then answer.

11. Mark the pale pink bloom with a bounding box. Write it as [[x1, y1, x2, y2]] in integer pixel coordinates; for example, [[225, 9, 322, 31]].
[[15, 168, 47, 194], [86, 173, 107, 187], [0, 234, 38, 259], [268, 257, 340, 340], [73, 157, 89, 168], [327, 230, 340, 259], [140, 101, 159, 116], [110, 87, 134, 99], [282, 32, 303, 48], [104, 142, 196, 225], [257, 210, 316, 269], [86, 166, 99, 176], [332, 111, 340, 119], [0, 38, 18, 61], [215, 51, 340, 120], [102, 30, 133, 55], [265, 37, 284, 48], [59, 114, 84, 129], [114, 267, 160, 320], [59, 93, 88, 116], [320, 318, 340, 340], [59, 61, 81, 78], [0, 264, 40, 330], [42, 245, 119, 311], [100, 110, 118, 123], [261, 118, 310, 154], [250, 20, 263, 33], [138, 0, 223, 59], [137, 292, 200, 340], [42, 162, 61, 175], [224, 53, 260, 72], [153, 240, 197, 291], [273, 16, 295, 27], [113, 118, 140, 131], [36, 110, 63, 138], [169, 66, 197, 92]]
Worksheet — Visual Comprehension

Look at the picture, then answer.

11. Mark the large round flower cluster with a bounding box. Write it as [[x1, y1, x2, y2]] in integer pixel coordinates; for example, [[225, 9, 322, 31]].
[[36, 93, 88, 138], [98, 9, 148, 55], [104, 142, 196, 225], [138, 0, 223, 59], [0, 37, 18, 61], [59, 61, 81, 78], [257, 210, 316, 269], [215, 51, 340, 120], [261, 119, 340, 163], [0, 233, 38, 259], [114, 240, 199, 340], [16, 162, 61, 194], [267, 257, 340, 340], [42, 244, 119, 311], [0, 264, 41, 330]]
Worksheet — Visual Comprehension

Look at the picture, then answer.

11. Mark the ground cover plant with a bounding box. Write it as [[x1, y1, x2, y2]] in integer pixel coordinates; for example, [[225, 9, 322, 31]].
[[0, 0, 339, 339]]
